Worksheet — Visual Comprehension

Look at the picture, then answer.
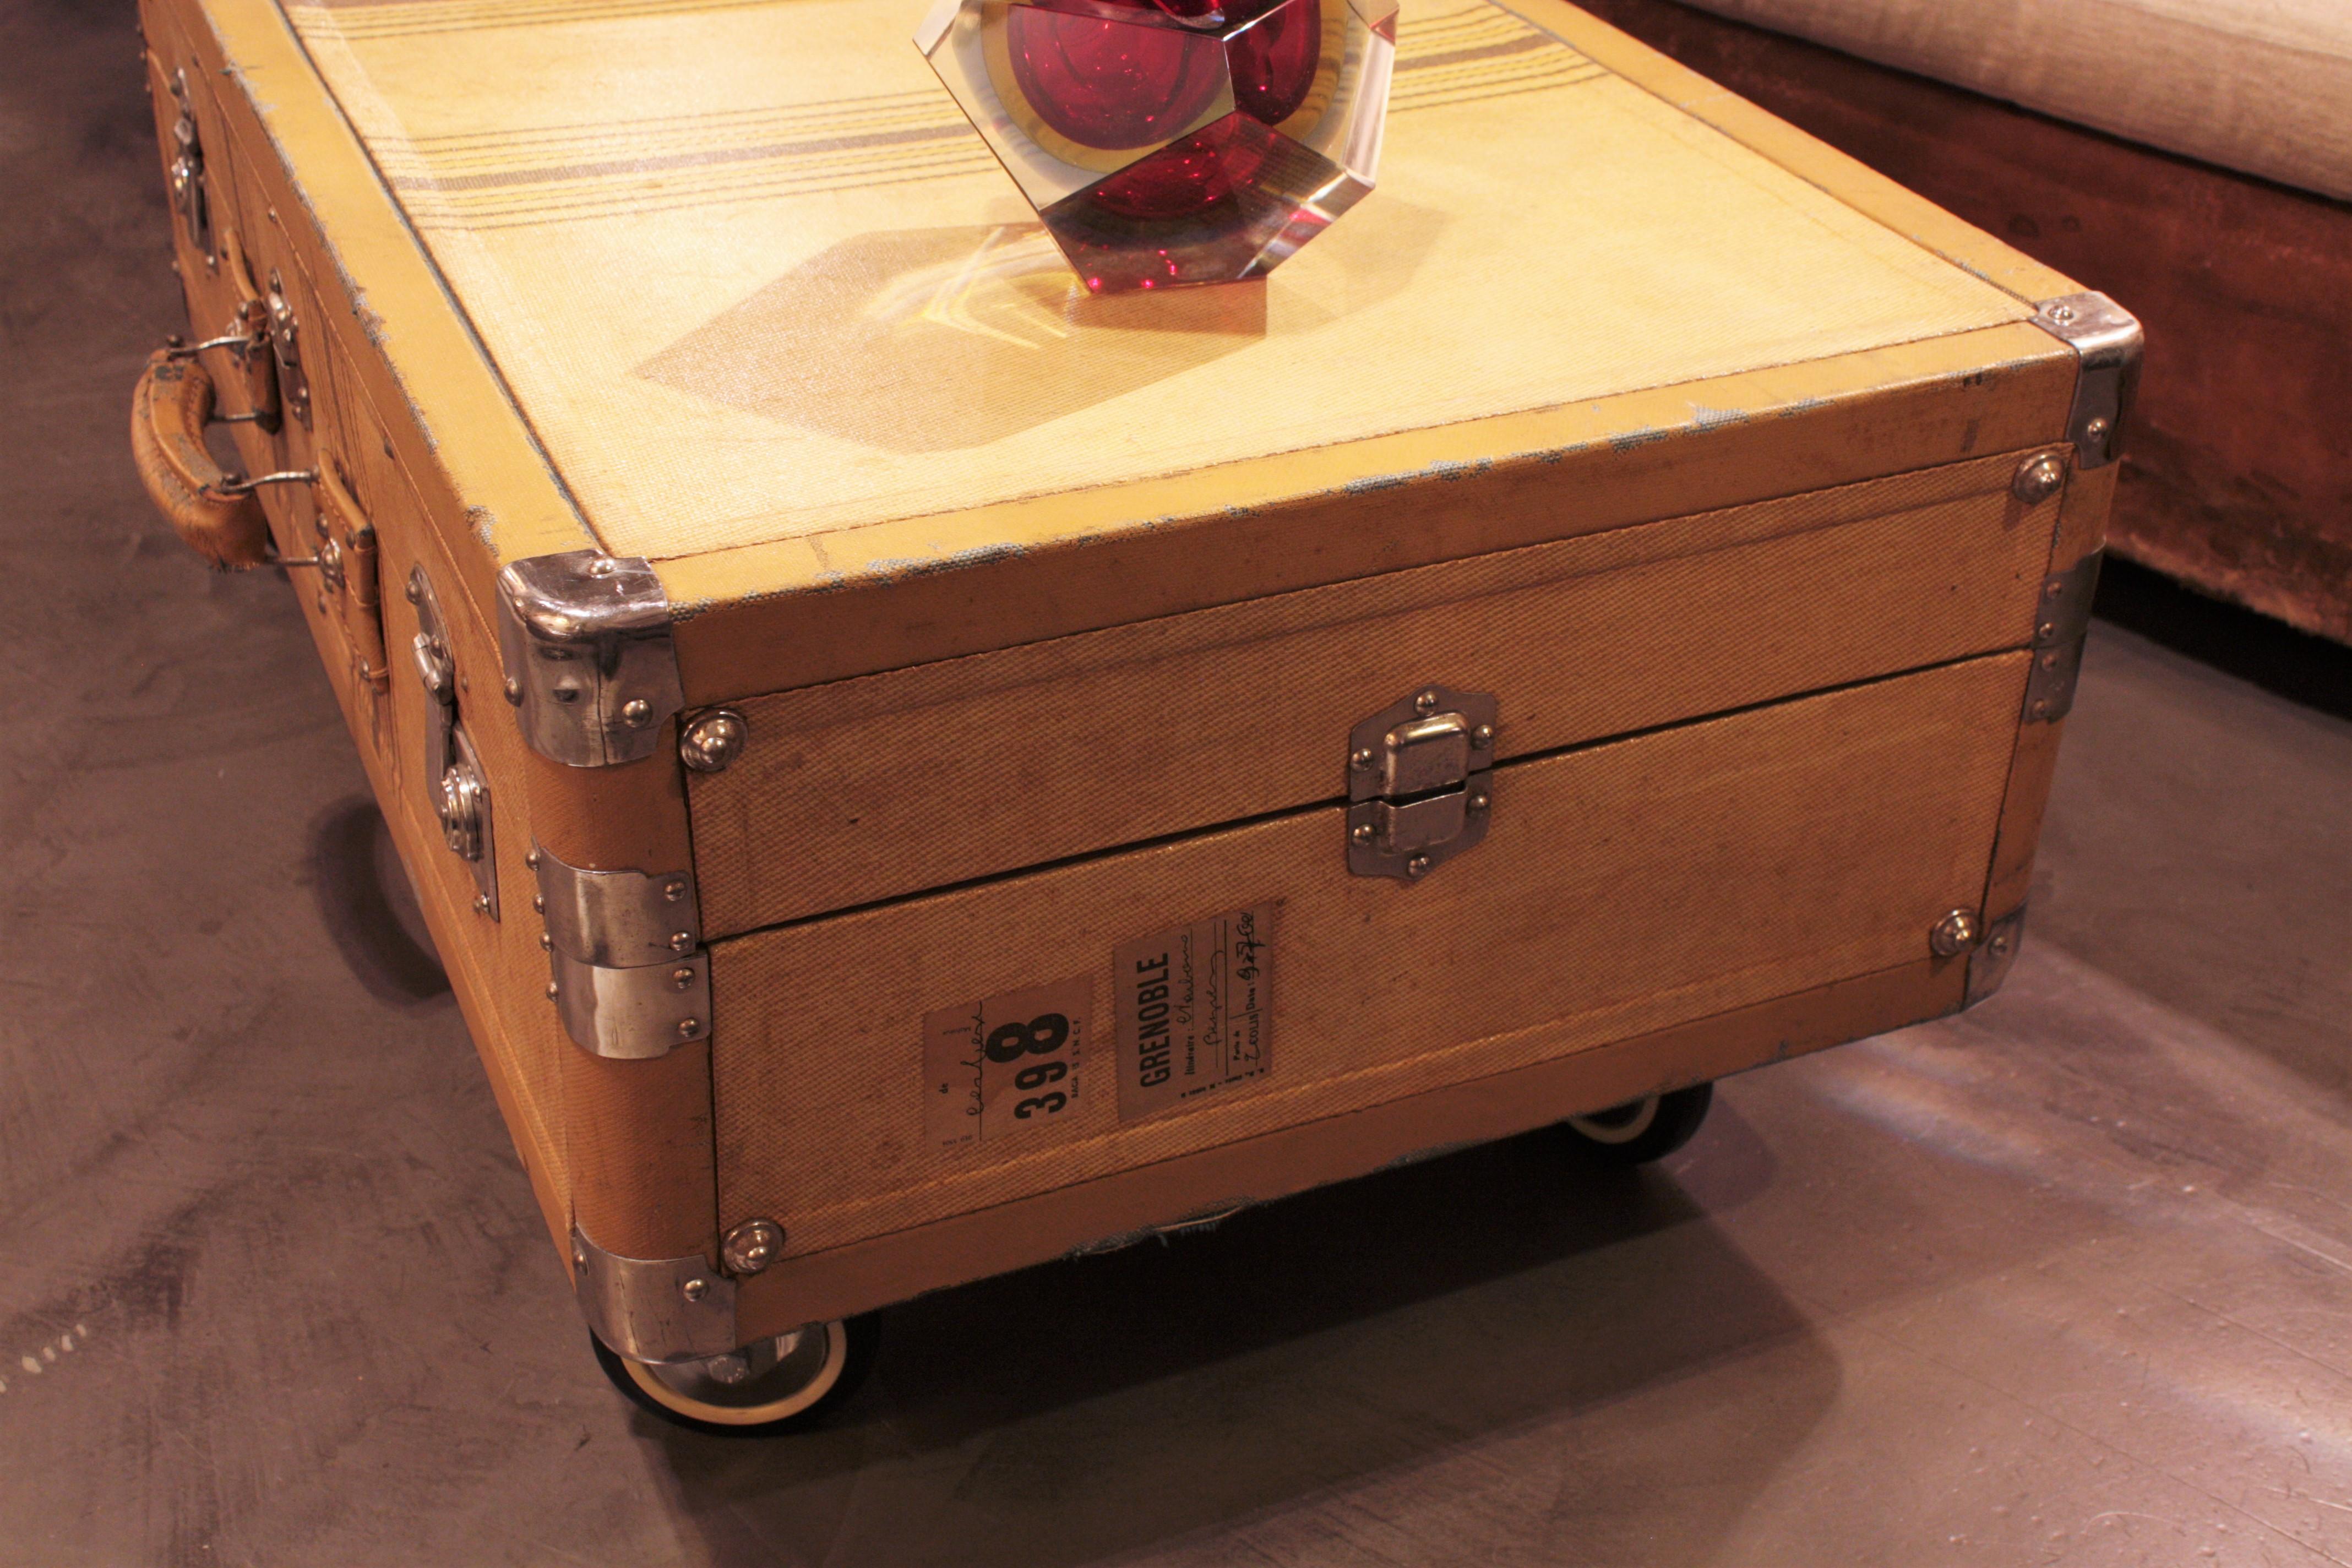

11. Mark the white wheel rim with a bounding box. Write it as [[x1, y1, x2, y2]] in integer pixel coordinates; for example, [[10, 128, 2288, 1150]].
[[1566, 1096, 1660, 1146], [623, 1320, 850, 1427]]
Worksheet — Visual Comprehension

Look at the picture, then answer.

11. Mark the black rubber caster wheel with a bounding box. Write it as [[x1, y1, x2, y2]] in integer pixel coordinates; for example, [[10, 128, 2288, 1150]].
[[1561, 1082, 1714, 1165], [591, 1314, 880, 1435]]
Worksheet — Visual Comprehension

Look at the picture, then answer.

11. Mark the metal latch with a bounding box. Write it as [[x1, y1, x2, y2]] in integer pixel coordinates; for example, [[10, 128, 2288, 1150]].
[[406, 564, 498, 919], [1346, 686, 1498, 881], [532, 845, 710, 1060], [313, 462, 389, 698], [265, 270, 311, 431], [166, 70, 214, 267]]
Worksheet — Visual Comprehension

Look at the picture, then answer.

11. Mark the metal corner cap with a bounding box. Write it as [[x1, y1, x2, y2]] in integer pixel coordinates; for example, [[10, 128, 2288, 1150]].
[[570, 1222, 739, 1363], [496, 549, 673, 641], [2033, 291, 2143, 363], [2032, 291, 2143, 470], [496, 551, 685, 767]]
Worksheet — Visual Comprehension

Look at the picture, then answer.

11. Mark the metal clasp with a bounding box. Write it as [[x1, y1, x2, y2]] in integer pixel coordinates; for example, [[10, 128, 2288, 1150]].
[[406, 564, 499, 919], [166, 70, 215, 268], [1346, 685, 1498, 881]]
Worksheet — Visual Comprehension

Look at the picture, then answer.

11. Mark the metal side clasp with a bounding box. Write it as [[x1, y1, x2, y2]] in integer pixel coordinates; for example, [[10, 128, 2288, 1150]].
[[406, 565, 498, 919], [533, 845, 710, 1059], [1346, 686, 1499, 881]]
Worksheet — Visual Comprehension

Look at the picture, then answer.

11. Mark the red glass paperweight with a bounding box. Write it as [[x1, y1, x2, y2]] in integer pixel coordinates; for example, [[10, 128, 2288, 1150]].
[[916, 0, 1398, 292]]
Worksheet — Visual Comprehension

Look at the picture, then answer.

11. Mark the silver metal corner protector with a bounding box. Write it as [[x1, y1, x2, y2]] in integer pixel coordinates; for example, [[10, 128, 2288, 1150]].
[[2024, 550, 2104, 724], [570, 1222, 738, 1363], [1965, 908, 2027, 1009], [496, 551, 685, 768], [2030, 292, 2143, 471], [536, 844, 710, 1059]]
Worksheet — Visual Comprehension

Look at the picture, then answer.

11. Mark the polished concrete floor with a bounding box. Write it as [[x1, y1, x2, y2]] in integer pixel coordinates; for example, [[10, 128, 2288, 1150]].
[[5, 7, 2350, 1565]]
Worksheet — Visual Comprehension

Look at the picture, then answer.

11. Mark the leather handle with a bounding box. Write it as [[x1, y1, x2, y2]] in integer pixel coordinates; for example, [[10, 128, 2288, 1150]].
[[131, 349, 272, 570]]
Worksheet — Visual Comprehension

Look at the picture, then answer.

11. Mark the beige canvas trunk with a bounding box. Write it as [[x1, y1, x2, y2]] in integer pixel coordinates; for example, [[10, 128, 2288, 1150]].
[[133, 0, 2136, 1374]]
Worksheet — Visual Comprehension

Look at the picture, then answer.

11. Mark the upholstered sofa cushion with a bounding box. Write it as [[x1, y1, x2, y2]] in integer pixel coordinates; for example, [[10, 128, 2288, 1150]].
[[1666, 0, 2352, 201]]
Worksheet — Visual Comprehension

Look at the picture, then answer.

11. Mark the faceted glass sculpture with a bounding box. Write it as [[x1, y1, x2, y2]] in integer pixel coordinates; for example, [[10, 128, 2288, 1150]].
[[916, 0, 1398, 291]]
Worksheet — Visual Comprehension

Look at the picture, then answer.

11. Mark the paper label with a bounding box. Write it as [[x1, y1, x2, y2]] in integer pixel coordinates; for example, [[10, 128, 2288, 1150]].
[[1114, 903, 1276, 1122], [922, 974, 1090, 1151]]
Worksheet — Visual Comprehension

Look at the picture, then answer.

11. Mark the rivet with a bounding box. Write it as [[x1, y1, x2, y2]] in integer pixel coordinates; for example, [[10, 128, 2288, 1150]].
[[1406, 856, 1431, 878], [721, 1218, 786, 1276], [524, 848, 541, 870], [1414, 690, 1440, 715], [1930, 908, 1980, 958], [620, 698, 653, 728], [1350, 748, 1375, 771], [678, 1019, 704, 1041], [1351, 823, 1375, 845], [669, 931, 694, 954], [571, 1243, 587, 1268], [472, 893, 490, 914], [2037, 620, 2059, 641], [2085, 417, 2111, 443], [2048, 303, 2077, 325], [2030, 698, 2051, 717], [503, 678, 523, 706], [671, 966, 696, 991], [2012, 454, 2066, 505], [531, 893, 546, 914], [2040, 651, 2060, 670], [1472, 725, 1494, 748], [1469, 793, 1490, 813], [679, 709, 749, 774], [545, 981, 559, 1000], [538, 933, 552, 951], [680, 1277, 708, 1302], [585, 556, 619, 578], [663, 877, 689, 903]]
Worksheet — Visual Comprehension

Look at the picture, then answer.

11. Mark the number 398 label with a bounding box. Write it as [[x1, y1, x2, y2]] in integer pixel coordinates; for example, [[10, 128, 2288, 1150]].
[[922, 975, 1090, 1150]]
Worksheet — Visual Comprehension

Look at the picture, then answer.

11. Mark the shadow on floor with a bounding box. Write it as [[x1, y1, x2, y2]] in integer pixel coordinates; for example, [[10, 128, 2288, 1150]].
[[636, 1105, 1831, 1566], [308, 796, 449, 1006]]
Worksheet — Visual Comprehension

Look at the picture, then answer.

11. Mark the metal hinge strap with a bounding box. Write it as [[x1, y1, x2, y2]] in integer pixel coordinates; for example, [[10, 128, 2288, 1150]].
[[533, 845, 710, 1059], [2023, 551, 2103, 724]]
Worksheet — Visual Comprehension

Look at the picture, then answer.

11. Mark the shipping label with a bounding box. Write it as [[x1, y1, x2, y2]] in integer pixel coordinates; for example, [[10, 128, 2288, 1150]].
[[1114, 903, 1276, 1121]]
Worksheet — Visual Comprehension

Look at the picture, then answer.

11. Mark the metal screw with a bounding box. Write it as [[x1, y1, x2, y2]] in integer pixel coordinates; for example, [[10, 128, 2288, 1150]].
[[721, 1218, 786, 1276], [2012, 454, 2066, 505], [1351, 823, 1375, 845], [1350, 748, 1375, 772], [1406, 856, 1431, 878], [620, 698, 653, 729], [1472, 725, 1494, 749], [670, 966, 696, 992], [677, 1019, 704, 1041], [1930, 908, 1980, 958], [663, 877, 689, 903], [680, 1277, 708, 1302], [1414, 690, 1440, 715], [668, 931, 694, 954], [679, 709, 748, 774]]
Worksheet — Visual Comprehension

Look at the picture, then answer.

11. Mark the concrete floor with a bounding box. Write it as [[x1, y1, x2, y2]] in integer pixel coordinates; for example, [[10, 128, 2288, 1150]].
[[5, 6, 2350, 1565]]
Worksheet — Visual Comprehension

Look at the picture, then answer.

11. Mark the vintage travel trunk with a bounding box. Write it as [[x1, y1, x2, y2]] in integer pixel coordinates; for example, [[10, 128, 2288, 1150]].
[[133, 0, 2135, 1408]]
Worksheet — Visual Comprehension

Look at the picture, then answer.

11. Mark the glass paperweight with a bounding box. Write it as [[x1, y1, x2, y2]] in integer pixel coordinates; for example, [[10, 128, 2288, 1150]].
[[915, 0, 1397, 292]]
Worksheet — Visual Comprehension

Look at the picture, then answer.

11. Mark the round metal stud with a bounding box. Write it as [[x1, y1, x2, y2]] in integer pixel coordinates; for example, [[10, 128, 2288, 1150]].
[[679, 709, 749, 774], [1406, 855, 1431, 878], [1350, 748, 1375, 772], [2012, 454, 2066, 506], [585, 556, 620, 579], [545, 981, 560, 1000], [620, 698, 654, 729], [1929, 908, 1981, 959], [680, 1277, 709, 1303], [671, 966, 696, 992], [502, 677, 524, 706], [525, 848, 541, 870], [538, 933, 552, 952], [678, 1019, 705, 1041], [472, 893, 491, 914], [721, 1218, 786, 1276], [1472, 725, 1494, 749], [2084, 417, 2111, 444], [1414, 690, 1440, 715], [1468, 793, 1490, 814], [1351, 823, 1375, 845], [663, 877, 690, 903], [668, 931, 694, 954]]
